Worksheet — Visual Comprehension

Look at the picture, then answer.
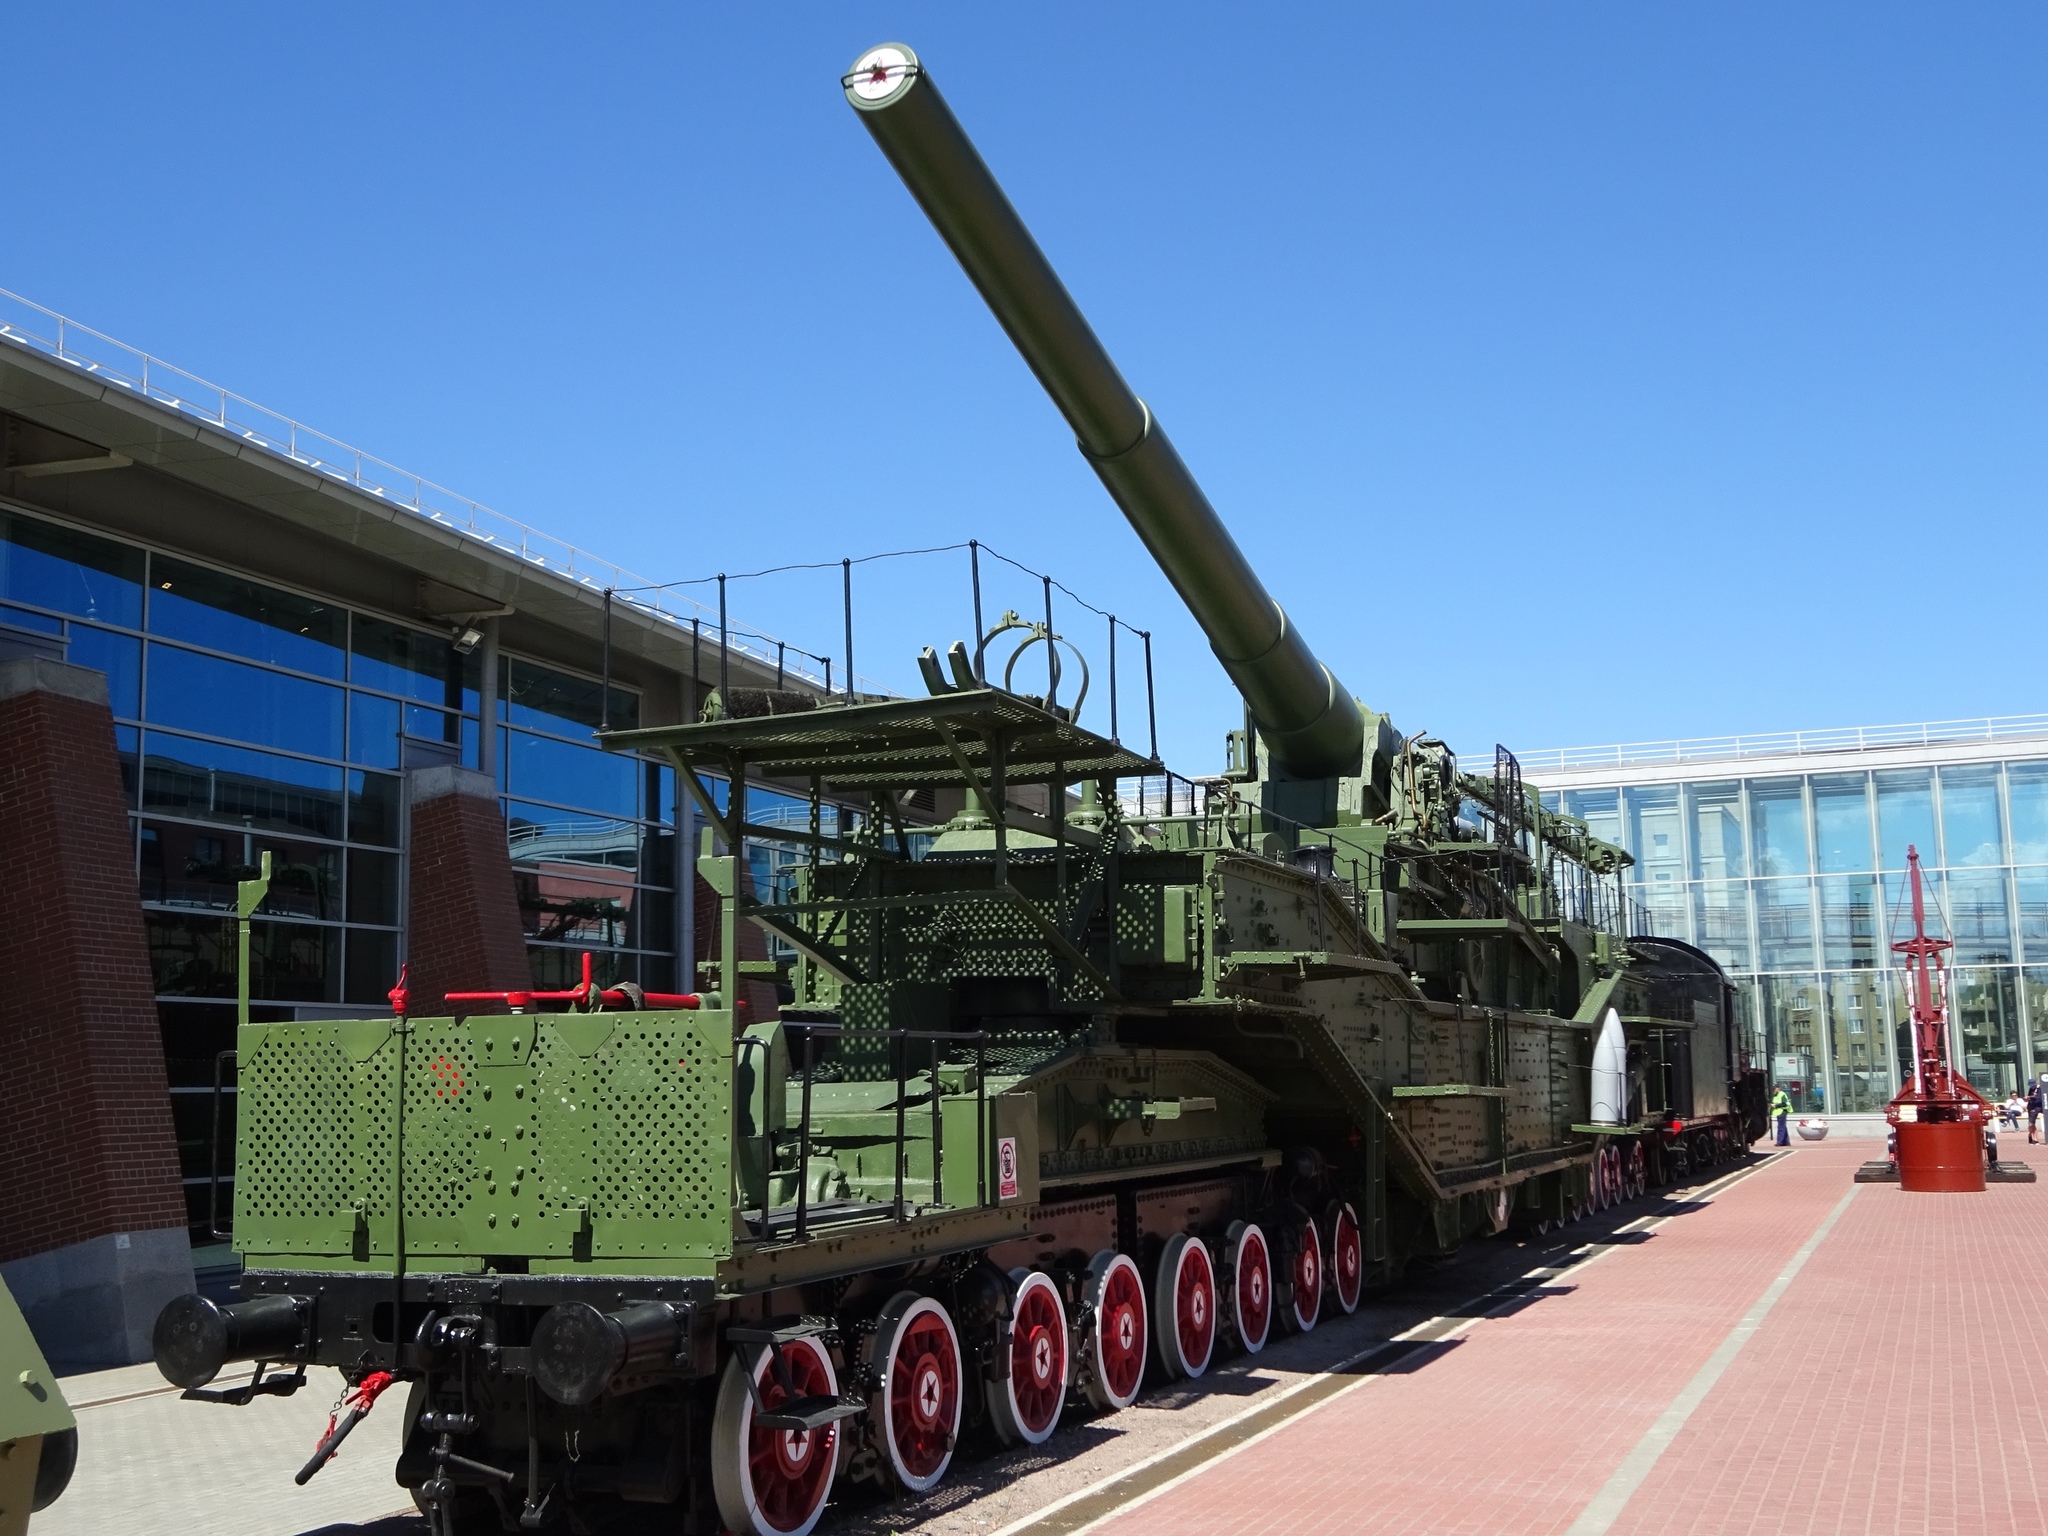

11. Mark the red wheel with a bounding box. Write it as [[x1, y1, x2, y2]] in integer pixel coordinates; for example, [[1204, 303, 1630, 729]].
[[1226, 1221, 1271, 1355], [1152, 1234, 1217, 1379], [711, 1338, 839, 1536], [1625, 1140, 1647, 1198], [1592, 1145, 1618, 1211], [869, 1293, 961, 1491], [1326, 1202, 1363, 1314], [1287, 1220, 1321, 1333], [1081, 1250, 1147, 1410], [991, 1270, 1067, 1445]]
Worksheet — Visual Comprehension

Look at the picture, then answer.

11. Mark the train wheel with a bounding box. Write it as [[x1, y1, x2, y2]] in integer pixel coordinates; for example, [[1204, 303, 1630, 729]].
[[1287, 1220, 1322, 1333], [1595, 1145, 1623, 1210], [1225, 1220, 1272, 1355], [1081, 1251, 1147, 1411], [711, 1337, 840, 1536], [1152, 1234, 1217, 1379], [869, 1293, 962, 1492], [1625, 1140, 1647, 1198], [1326, 1202, 1363, 1314], [991, 1271, 1067, 1446]]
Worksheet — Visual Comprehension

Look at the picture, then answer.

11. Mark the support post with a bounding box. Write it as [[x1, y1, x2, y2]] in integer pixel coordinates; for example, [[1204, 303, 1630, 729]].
[[717, 575, 729, 707], [600, 588, 613, 732], [969, 540, 985, 679]]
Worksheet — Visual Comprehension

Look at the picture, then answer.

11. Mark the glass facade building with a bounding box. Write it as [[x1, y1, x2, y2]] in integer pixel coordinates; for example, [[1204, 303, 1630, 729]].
[[0, 506, 691, 1225], [1528, 730, 2048, 1114]]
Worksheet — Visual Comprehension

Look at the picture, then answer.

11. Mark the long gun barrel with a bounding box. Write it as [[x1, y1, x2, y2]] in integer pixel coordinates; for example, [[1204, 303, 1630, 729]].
[[845, 43, 1365, 780]]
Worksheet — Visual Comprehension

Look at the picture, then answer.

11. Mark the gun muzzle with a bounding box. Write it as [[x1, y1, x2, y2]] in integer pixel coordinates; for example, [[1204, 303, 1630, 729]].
[[530, 1300, 684, 1407], [152, 1293, 311, 1390]]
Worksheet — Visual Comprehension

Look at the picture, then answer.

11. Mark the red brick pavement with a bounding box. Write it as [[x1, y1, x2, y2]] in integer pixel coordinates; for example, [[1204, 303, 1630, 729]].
[[1608, 1137, 2048, 1536], [1100, 1137, 2047, 1536]]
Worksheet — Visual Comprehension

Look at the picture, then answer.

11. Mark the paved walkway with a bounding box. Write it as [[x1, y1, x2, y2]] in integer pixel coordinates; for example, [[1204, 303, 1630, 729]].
[[1096, 1137, 2048, 1536]]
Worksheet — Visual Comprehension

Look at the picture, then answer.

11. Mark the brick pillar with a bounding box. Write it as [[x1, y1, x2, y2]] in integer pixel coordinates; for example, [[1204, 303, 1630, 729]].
[[0, 657, 193, 1371], [406, 765, 530, 1015]]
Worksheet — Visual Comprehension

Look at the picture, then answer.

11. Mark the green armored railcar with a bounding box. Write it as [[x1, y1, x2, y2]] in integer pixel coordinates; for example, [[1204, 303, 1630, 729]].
[[156, 42, 1763, 1536]]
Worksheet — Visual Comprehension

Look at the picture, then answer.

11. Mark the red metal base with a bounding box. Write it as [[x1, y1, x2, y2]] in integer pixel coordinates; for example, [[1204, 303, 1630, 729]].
[[1895, 1121, 1985, 1192]]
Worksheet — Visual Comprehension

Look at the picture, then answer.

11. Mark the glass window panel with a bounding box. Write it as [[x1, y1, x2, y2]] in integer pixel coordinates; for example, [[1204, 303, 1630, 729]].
[[648, 763, 674, 827], [348, 692, 401, 768], [505, 802, 670, 885], [516, 868, 626, 950], [146, 911, 234, 998], [1562, 789, 1619, 849], [1624, 786, 1682, 893], [148, 556, 343, 676], [504, 656, 638, 738], [507, 730, 639, 819], [403, 703, 460, 746], [2021, 967, 2048, 1083], [1755, 877, 1815, 971], [1875, 768, 1937, 872], [346, 849, 400, 926], [0, 601, 63, 635], [627, 890, 676, 954], [1825, 973, 1891, 1112], [1747, 779, 1809, 877], [1810, 774, 1873, 874], [348, 770, 401, 848], [344, 929, 399, 1005], [2016, 868, 2048, 963], [1761, 975, 1824, 1112], [1686, 782, 1746, 880], [158, 1001, 240, 1089], [2008, 763, 2048, 866], [144, 912, 340, 1002], [141, 731, 345, 840], [147, 643, 344, 759], [1692, 879, 1752, 971], [350, 615, 478, 712], [114, 724, 139, 807], [1951, 966, 2021, 1096], [1939, 765, 2004, 868], [137, 819, 341, 920], [1817, 875, 1879, 969], [1946, 868, 2012, 964], [69, 625, 141, 719], [0, 511, 144, 627]]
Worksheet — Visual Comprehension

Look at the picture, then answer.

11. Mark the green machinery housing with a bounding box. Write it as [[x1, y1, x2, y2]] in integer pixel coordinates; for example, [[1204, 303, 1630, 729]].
[[156, 43, 1766, 1536]]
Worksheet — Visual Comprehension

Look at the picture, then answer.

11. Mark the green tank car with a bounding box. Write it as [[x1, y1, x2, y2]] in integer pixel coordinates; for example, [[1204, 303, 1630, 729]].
[[153, 41, 1765, 1536], [0, 1278, 76, 1535]]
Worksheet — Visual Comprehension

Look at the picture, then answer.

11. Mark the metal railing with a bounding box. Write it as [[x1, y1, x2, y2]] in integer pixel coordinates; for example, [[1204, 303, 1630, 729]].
[[1516, 712, 2048, 773], [0, 285, 883, 696]]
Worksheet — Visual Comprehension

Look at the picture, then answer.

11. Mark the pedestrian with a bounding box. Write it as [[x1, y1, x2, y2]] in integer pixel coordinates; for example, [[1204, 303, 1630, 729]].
[[2028, 1079, 2043, 1145], [1770, 1085, 1793, 1147], [2001, 1093, 2025, 1132]]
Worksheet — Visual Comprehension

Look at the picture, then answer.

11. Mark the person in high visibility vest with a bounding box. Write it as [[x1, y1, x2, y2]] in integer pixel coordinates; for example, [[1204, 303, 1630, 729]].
[[1770, 1086, 1793, 1147]]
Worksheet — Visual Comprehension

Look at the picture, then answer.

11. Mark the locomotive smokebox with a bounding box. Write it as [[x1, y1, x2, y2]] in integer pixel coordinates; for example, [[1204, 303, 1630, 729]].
[[153, 1293, 310, 1390], [531, 1300, 684, 1407]]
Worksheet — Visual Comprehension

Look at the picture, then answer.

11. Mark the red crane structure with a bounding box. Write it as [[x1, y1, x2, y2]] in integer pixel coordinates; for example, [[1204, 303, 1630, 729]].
[[1862, 846, 2032, 1189]]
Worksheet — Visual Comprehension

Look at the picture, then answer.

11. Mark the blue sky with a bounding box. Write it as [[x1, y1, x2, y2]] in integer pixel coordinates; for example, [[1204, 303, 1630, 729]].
[[5, 6, 2042, 773]]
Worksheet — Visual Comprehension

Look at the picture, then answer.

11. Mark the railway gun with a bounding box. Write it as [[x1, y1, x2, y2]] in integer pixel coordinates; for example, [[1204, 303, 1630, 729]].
[[152, 42, 1767, 1536]]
